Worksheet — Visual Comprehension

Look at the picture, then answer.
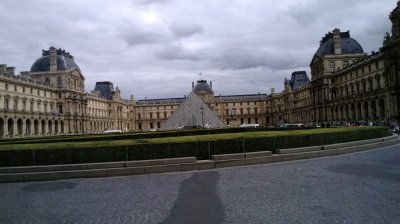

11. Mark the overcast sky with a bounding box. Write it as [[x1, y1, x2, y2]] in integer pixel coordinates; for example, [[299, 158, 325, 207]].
[[0, 0, 396, 99]]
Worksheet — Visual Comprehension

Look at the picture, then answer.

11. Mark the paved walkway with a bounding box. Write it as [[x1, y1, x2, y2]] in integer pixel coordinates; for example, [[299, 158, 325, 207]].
[[0, 144, 399, 224]]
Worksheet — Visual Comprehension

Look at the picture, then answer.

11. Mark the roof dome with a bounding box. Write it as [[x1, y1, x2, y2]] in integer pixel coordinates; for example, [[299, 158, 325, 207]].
[[193, 80, 213, 93], [315, 30, 363, 57], [30, 47, 80, 72]]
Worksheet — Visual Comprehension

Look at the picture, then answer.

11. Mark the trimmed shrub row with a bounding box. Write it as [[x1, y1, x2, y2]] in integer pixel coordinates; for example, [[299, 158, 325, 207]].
[[0, 127, 389, 167], [0, 127, 313, 145]]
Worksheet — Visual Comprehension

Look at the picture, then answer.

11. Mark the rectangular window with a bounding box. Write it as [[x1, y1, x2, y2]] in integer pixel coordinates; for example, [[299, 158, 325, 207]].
[[330, 61, 335, 73], [343, 60, 349, 68], [58, 105, 63, 114], [4, 98, 9, 110]]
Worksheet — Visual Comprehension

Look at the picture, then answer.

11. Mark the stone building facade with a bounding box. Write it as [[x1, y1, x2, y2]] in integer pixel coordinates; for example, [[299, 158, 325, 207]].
[[0, 2, 399, 137]]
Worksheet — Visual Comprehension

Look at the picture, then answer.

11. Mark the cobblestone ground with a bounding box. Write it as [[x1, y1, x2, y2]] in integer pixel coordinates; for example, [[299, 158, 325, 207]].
[[0, 144, 399, 224]]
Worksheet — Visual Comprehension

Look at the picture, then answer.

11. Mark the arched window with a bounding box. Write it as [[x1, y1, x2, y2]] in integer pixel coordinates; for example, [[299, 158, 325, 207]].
[[330, 61, 335, 73], [4, 97, 9, 110], [57, 77, 62, 88]]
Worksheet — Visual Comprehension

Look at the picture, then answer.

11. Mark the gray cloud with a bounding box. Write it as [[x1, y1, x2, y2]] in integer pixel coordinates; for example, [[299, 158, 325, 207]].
[[155, 43, 204, 61], [136, 0, 168, 5], [124, 30, 166, 46], [0, 0, 396, 100], [210, 48, 306, 71], [169, 21, 204, 37]]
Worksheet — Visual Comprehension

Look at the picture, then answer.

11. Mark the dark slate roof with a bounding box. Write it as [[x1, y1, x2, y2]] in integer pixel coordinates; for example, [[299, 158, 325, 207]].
[[315, 31, 363, 57], [94, 81, 114, 100], [193, 80, 213, 93], [136, 98, 185, 105], [30, 56, 80, 72], [286, 71, 310, 91], [30, 48, 80, 72], [218, 94, 268, 101]]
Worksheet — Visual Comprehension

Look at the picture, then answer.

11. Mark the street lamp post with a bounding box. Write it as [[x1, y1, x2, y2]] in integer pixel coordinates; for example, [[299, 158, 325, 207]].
[[200, 106, 204, 128]]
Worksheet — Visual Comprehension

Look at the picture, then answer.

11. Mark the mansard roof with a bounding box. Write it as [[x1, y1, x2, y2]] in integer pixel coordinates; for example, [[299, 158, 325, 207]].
[[94, 81, 114, 100], [315, 30, 364, 57], [30, 47, 81, 73], [193, 80, 213, 93]]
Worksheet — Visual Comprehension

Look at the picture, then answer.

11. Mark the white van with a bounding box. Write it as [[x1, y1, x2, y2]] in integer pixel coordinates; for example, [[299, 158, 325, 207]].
[[102, 129, 123, 134], [282, 123, 305, 128], [240, 124, 260, 128]]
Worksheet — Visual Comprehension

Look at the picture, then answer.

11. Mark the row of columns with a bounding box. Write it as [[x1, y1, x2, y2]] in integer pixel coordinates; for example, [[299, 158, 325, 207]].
[[0, 117, 65, 137], [314, 98, 386, 123]]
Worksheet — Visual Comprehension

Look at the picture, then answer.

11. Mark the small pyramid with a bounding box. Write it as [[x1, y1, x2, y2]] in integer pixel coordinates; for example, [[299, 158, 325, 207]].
[[160, 92, 225, 130]]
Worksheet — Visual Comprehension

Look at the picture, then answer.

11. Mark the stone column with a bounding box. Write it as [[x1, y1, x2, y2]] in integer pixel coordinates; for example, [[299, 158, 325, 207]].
[[4, 118, 8, 137], [22, 119, 26, 136], [13, 120, 18, 137]]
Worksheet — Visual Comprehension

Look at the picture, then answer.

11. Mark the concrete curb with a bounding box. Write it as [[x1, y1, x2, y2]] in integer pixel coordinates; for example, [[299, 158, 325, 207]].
[[0, 135, 398, 183]]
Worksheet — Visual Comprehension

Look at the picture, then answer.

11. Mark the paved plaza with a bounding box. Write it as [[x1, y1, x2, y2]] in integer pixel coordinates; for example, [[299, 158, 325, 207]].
[[0, 144, 399, 224]]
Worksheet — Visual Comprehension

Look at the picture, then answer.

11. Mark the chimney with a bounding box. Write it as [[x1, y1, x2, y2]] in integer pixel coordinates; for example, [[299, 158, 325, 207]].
[[6, 66, 15, 75], [49, 46, 57, 72], [0, 64, 6, 73], [333, 28, 342, 55], [192, 82, 194, 89], [210, 81, 212, 89]]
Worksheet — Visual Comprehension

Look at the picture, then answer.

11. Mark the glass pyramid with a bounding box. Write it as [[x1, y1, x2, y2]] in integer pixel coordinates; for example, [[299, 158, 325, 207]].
[[160, 92, 226, 130]]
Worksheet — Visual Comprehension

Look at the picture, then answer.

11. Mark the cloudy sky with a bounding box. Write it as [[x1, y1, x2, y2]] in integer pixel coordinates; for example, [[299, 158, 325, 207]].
[[0, 0, 396, 99]]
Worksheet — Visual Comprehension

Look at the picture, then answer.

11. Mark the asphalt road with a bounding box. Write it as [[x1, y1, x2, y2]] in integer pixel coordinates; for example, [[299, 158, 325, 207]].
[[0, 144, 399, 224]]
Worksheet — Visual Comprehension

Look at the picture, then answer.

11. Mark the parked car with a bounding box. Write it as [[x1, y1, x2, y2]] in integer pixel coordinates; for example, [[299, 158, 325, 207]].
[[240, 124, 260, 128], [282, 123, 305, 128], [102, 129, 122, 134]]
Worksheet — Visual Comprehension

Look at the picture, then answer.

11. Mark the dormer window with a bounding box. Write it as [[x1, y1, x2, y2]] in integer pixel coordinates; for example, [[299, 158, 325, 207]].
[[330, 61, 335, 73]]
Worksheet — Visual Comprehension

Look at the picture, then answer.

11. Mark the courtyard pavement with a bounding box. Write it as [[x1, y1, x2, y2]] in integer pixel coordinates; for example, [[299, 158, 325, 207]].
[[0, 144, 399, 224]]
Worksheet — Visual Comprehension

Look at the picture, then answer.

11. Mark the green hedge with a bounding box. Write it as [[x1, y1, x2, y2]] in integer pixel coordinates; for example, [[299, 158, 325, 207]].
[[0, 127, 312, 145], [0, 127, 389, 167]]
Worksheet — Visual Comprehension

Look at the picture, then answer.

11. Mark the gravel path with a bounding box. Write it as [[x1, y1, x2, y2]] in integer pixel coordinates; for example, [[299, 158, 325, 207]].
[[0, 144, 399, 224]]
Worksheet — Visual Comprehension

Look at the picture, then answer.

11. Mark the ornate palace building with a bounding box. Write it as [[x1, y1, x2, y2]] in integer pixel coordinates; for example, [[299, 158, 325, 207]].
[[0, 2, 399, 137]]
